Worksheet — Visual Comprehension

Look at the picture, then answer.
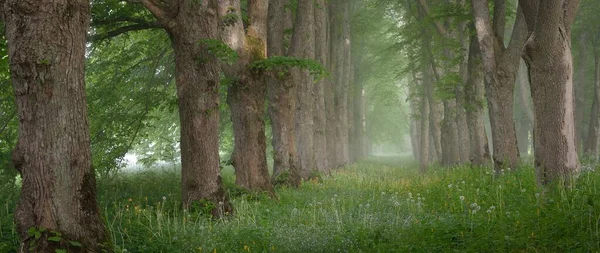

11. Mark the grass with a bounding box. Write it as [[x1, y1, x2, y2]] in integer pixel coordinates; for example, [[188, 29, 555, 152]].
[[2, 156, 600, 252]]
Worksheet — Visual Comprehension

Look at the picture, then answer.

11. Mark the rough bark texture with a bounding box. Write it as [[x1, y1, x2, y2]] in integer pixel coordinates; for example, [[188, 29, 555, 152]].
[[289, 0, 316, 179], [585, 47, 600, 155], [471, 0, 527, 170], [457, 26, 472, 163], [4, 0, 112, 251], [314, 0, 330, 173], [339, 0, 352, 165], [441, 100, 461, 165], [220, 0, 274, 193], [267, 0, 299, 184], [330, 0, 350, 167], [429, 96, 443, 161], [465, 34, 491, 166], [325, 1, 339, 168], [348, 64, 356, 163], [520, 0, 581, 184], [420, 69, 432, 173], [139, 0, 231, 212]]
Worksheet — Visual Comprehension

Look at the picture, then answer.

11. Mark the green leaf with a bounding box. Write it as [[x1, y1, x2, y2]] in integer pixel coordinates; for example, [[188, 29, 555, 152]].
[[47, 236, 62, 242], [55, 249, 67, 253], [69, 241, 83, 247]]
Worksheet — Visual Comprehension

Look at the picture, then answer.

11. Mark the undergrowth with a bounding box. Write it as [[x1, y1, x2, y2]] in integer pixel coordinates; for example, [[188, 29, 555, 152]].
[[2, 157, 600, 252]]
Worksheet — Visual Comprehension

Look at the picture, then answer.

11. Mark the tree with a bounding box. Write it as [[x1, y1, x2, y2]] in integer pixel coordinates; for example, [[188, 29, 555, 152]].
[[471, 0, 527, 170], [291, 0, 317, 178], [220, 0, 274, 193], [2, 0, 111, 251], [314, 0, 330, 173], [519, 0, 581, 184], [267, 0, 300, 184], [131, 0, 231, 212], [465, 32, 491, 166]]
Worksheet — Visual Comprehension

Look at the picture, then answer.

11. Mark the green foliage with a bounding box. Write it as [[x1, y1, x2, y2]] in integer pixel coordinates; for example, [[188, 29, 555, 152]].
[[250, 56, 328, 79], [4, 158, 600, 252], [199, 39, 239, 65]]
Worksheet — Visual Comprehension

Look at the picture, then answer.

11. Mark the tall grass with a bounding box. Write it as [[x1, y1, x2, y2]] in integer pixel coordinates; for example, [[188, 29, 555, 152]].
[[2, 157, 600, 252]]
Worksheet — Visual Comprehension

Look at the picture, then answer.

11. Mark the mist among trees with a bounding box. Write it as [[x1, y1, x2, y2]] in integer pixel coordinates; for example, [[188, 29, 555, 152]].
[[1, 0, 600, 252]]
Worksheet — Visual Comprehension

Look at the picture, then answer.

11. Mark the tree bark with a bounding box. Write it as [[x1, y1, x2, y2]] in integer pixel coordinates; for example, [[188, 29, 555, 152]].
[[465, 34, 491, 166], [138, 0, 231, 212], [220, 0, 274, 193], [520, 0, 581, 184], [457, 26, 472, 163], [290, 0, 316, 179], [4, 0, 111, 251], [325, 2, 339, 168], [516, 60, 533, 156], [267, 0, 299, 184], [314, 0, 330, 173], [471, 0, 527, 170], [420, 68, 432, 173]]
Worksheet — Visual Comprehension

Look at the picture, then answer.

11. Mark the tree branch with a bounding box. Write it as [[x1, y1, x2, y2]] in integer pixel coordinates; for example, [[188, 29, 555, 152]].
[[505, 6, 528, 59], [564, 0, 581, 27], [416, 0, 449, 37], [0, 111, 16, 136], [493, 0, 506, 44], [518, 0, 539, 33], [133, 0, 171, 24], [88, 22, 161, 42], [91, 17, 155, 27]]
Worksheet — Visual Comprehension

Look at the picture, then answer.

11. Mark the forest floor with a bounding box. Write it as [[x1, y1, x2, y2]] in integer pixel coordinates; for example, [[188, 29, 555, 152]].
[[2, 156, 600, 252]]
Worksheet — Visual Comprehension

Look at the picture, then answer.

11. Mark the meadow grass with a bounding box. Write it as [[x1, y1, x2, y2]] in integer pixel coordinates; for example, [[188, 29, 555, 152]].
[[2, 156, 600, 252]]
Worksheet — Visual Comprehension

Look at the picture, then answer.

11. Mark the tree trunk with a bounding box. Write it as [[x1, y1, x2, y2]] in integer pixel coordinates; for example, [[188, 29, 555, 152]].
[[441, 100, 461, 165], [4, 0, 111, 251], [220, 0, 274, 193], [331, 0, 350, 167], [314, 0, 330, 173], [584, 48, 600, 155], [520, 0, 581, 184], [326, 2, 338, 168], [465, 35, 491, 166], [428, 98, 443, 162], [348, 64, 356, 163], [471, 1, 527, 170], [138, 0, 231, 212], [353, 72, 367, 161], [290, 0, 316, 179], [420, 68, 432, 173], [267, 0, 299, 184], [338, 0, 352, 165], [457, 26, 472, 163]]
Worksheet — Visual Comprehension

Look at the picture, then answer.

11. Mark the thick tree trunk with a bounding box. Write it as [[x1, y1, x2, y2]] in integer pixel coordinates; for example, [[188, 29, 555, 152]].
[[457, 27, 472, 163], [441, 100, 461, 165], [471, 1, 527, 170], [584, 50, 600, 155], [290, 0, 316, 179], [326, 2, 339, 168], [465, 35, 491, 166], [267, 0, 299, 184], [338, 0, 352, 165], [419, 68, 432, 173], [138, 0, 231, 212], [221, 0, 274, 193], [331, 0, 350, 167], [520, 0, 581, 184], [314, 0, 329, 173], [429, 97, 443, 161], [4, 0, 112, 251]]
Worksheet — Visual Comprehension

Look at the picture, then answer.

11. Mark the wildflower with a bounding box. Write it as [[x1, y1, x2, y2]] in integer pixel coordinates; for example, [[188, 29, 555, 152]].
[[459, 196, 465, 201], [535, 193, 540, 198], [521, 188, 526, 193], [448, 184, 453, 188], [487, 209, 492, 214], [394, 201, 400, 207], [470, 203, 478, 208], [472, 209, 477, 214], [381, 192, 386, 195], [408, 192, 413, 199], [490, 206, 496, 210], [162, 196, 167, 201], [462, 181, 465, 184], [504, 236, 510, 240]]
